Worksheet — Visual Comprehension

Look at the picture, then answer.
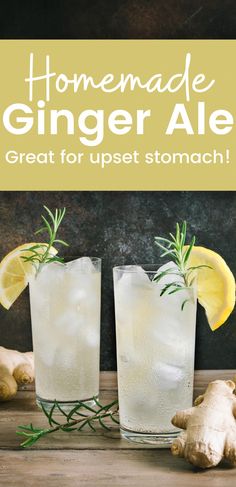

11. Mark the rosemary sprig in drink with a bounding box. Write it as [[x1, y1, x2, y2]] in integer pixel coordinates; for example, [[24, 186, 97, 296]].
[[21, 206, 69, 267], [154, 221, 210, 309], [17, 398, 119, 448]]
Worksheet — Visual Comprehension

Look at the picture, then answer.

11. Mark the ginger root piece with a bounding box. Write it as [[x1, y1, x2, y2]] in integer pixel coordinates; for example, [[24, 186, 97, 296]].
[[0, 346, 34, 401], [171, 380, 236, 469]]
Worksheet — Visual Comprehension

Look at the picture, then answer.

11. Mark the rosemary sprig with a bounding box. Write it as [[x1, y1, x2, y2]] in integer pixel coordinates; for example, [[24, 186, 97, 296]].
[[21, 206, 69, 267], [16, 398, 119, 448], [154, 221, 210, 309]]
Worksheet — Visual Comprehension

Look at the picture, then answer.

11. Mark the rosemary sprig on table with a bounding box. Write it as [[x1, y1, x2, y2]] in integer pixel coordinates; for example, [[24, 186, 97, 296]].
[[21, 206, 69, 267], [154, 221, 210, 309], [17, 398, 119, 448]]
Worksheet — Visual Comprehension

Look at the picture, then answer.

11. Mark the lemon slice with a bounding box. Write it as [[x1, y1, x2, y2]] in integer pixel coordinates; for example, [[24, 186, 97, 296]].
[[0, 243, 57, 310], [186, 246, 235, 330]]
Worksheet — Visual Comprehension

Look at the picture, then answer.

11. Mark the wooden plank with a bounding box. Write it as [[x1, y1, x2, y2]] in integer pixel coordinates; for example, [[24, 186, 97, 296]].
[[17, 371, 118, 392], [0, 450, 235, 487], [18, 369, 236, 391], [1, 370, 236, 451], [98, 369, 236, 395], [193, 369, 236, 395], [1, 371, 236, 485], [1, 389, 117, 413], [0, 394, 142, 451]]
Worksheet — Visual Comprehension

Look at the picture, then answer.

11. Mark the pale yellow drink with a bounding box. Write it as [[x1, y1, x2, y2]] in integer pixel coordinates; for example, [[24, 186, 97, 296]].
[[113, 263, 197, 445], [29, 257, 101, 408]]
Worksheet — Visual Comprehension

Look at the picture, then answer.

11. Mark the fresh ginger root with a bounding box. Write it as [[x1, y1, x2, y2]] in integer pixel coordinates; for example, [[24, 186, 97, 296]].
[[0, 346, 34, 401], [171, 380, 236, 469]]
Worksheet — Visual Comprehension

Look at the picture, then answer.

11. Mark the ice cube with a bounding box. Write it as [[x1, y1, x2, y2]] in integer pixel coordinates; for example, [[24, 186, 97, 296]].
[[55, 310, 82, 336], [37, 261, 65, 281], [153, 362, 184, 390], [115, 265, 152, 312], [154, 261, 195, 306], [68, 287, 87, 304], [152, 261, 181, 289], [150, 260, 196, 340], [66, 257, 96, 273], [117, 265, 152, 289], [29, 263, 64, 317], [115, 266, 158, 360], [65, 258, 98, 297], [85, 327, 100, 347]]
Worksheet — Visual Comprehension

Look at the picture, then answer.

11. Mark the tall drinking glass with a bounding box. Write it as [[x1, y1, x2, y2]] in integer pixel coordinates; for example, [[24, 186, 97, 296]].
[[113, 263, 197, 446], [29, 257, 101, 410]]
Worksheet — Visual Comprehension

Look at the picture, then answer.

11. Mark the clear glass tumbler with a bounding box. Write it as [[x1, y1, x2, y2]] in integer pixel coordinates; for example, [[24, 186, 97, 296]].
[[29, 256, 101, 411], [113, 263, 197, 446]]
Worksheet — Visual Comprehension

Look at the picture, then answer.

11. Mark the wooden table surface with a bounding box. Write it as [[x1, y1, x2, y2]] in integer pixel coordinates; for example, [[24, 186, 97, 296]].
[[1, 370, 236, 487]]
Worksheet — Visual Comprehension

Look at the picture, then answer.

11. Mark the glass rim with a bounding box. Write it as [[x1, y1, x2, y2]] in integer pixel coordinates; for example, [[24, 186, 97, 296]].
[[62, 256, 101, 263], [35, 256, 101, 269], [113, 263, 166, 275]]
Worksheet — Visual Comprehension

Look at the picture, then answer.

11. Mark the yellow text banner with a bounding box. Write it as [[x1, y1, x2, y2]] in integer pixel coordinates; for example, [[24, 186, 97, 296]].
[[0, 40, 235, 190]]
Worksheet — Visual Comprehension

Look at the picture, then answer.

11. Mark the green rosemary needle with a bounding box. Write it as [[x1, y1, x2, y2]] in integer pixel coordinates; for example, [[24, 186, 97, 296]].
[[21, 206, 69, 267], [16, 398, 119, 448], [154, 221, 211, 309]]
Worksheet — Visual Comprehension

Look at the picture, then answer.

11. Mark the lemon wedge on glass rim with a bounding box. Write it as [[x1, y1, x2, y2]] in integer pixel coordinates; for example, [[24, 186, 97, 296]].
[[186, 246, 235, 331], [0, 243, 57, 310]]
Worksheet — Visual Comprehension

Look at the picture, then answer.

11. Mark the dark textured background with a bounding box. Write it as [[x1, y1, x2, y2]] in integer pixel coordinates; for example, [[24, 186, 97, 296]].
[[1, 0, 236, 39], [0, 191, 235, 370]]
